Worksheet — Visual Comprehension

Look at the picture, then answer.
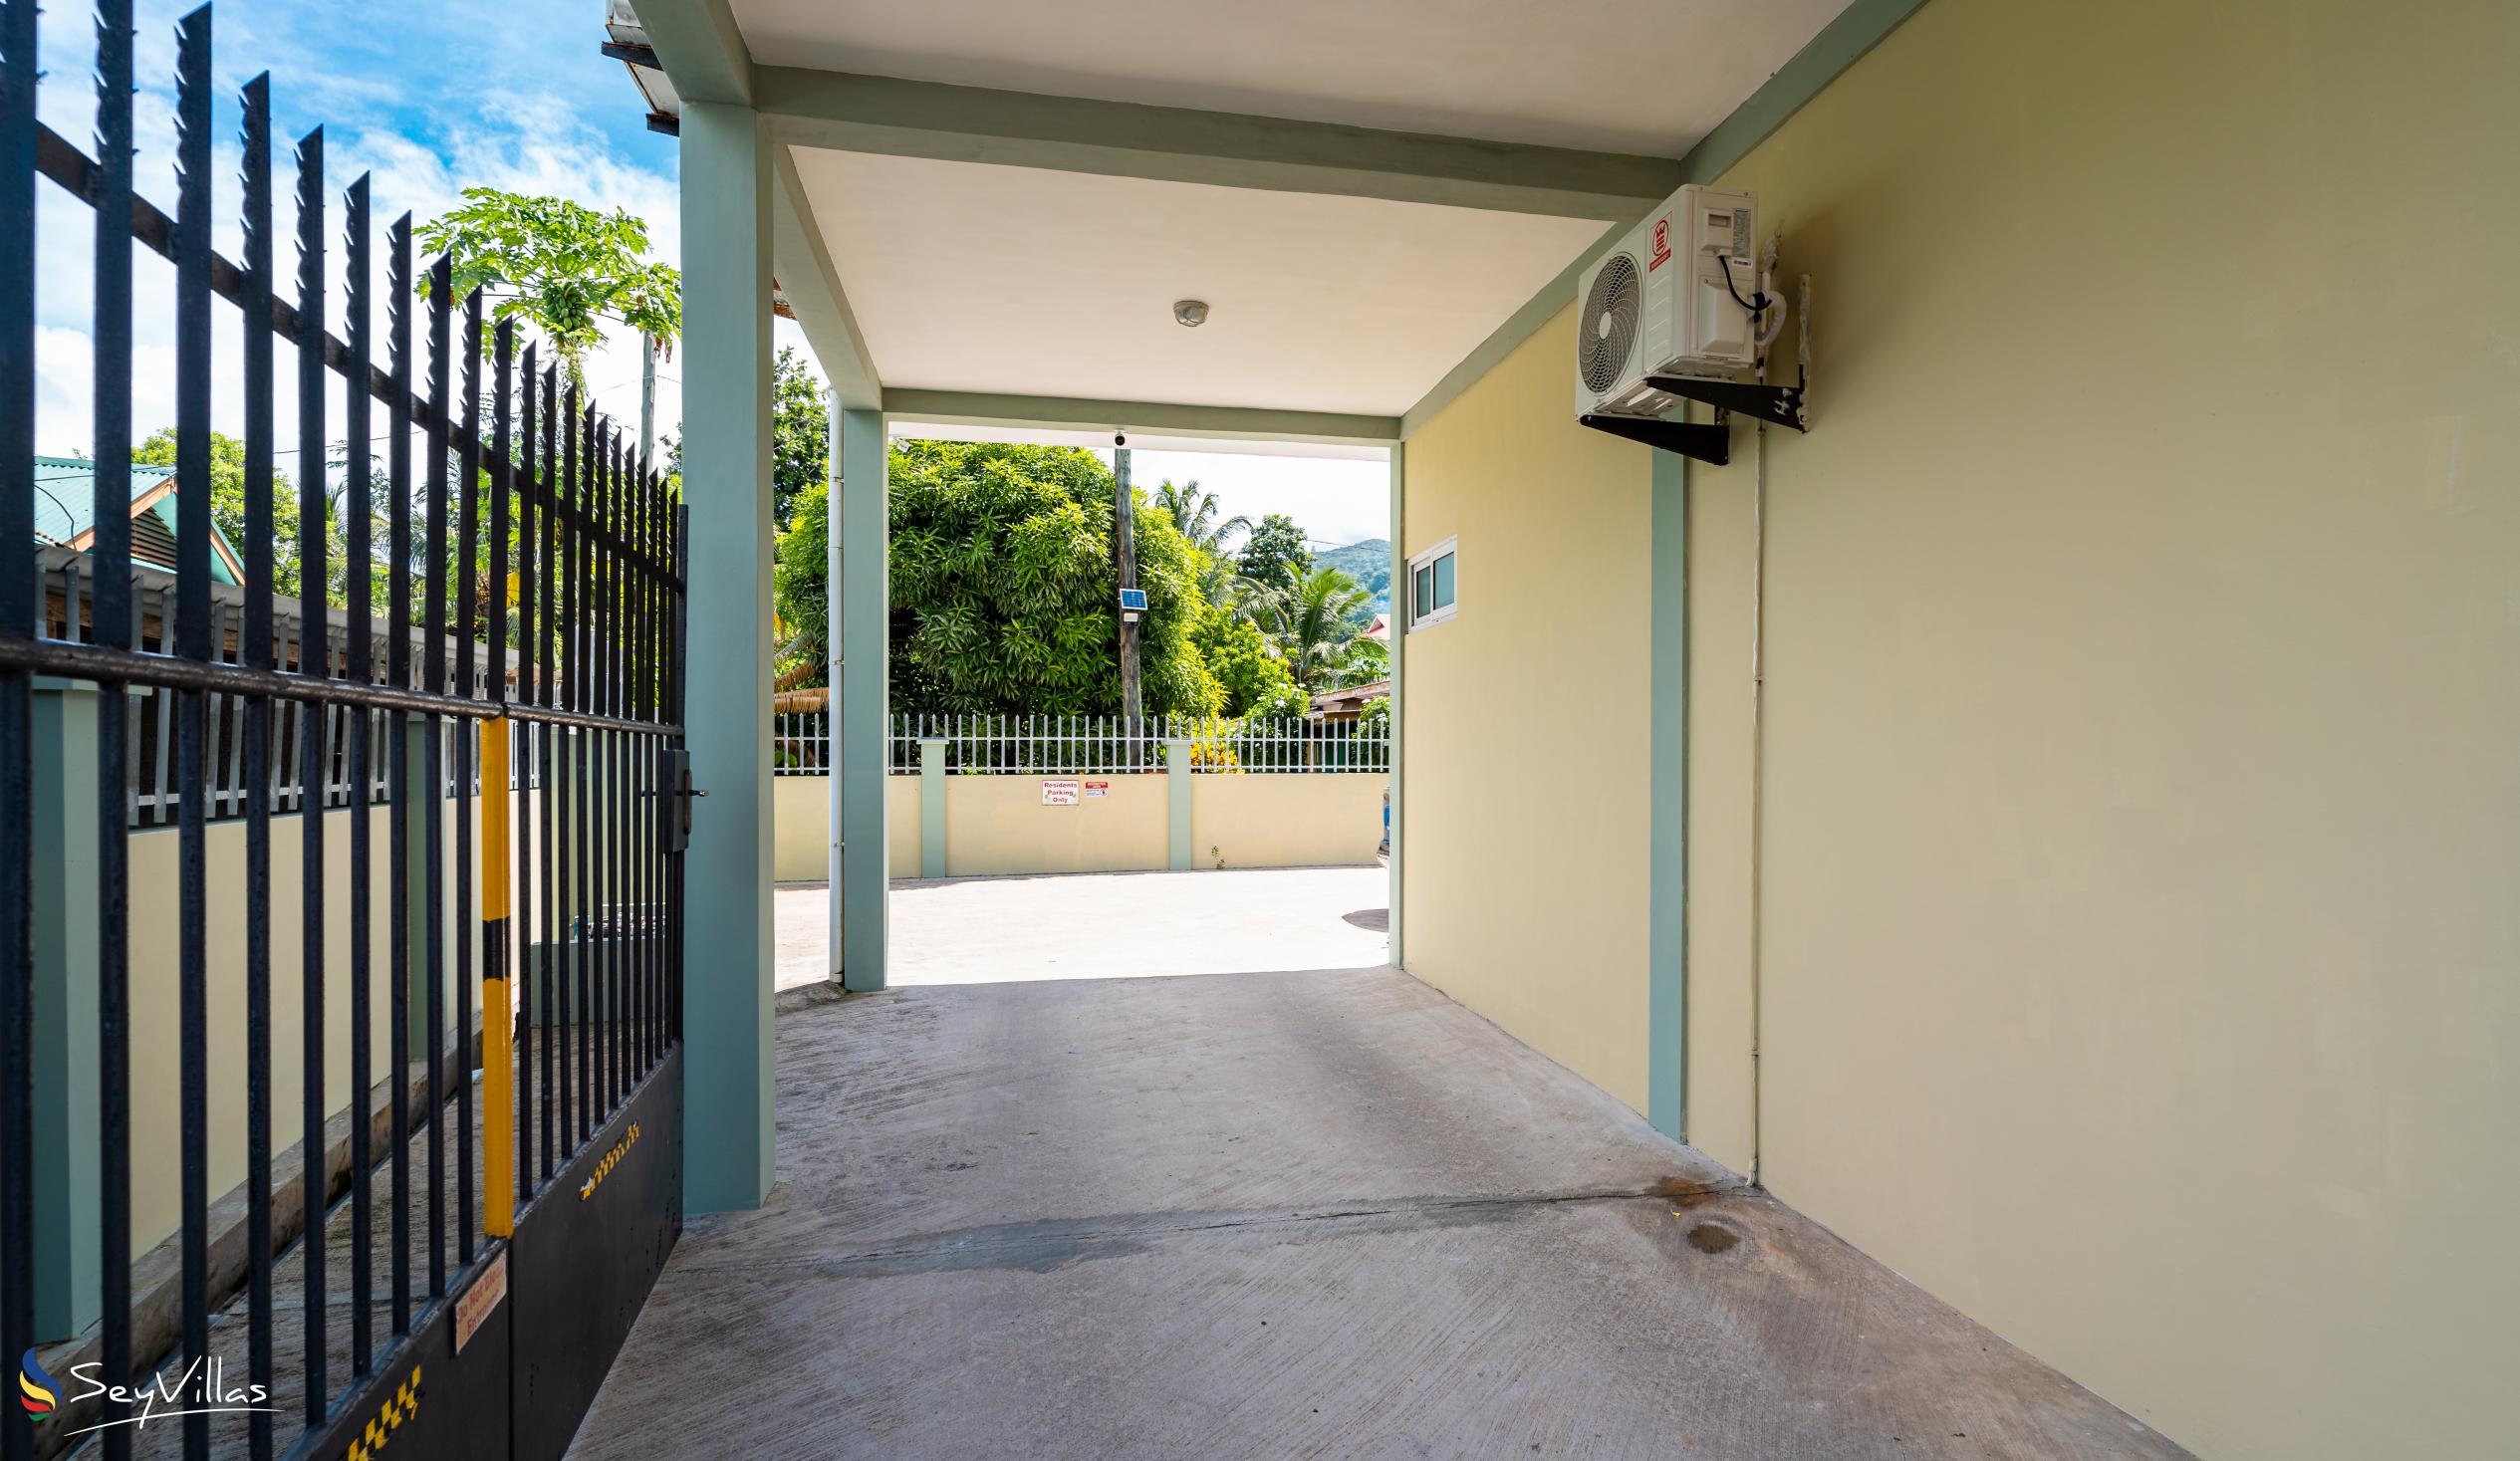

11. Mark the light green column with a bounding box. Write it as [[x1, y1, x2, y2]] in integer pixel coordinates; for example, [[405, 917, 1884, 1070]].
[[838, 406, 889, 991], [32, 680, 101, 1340], [918, 738, 946, 878], [677, 100, 777, 1214], [1646, 448, 1688, 1141], [1386, 444, 1405, 968], [1164, 738, 1193, 870], [825, 399, 845, 980]]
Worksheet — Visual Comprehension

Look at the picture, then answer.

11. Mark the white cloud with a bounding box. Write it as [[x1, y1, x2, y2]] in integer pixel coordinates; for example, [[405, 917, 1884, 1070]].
[[30, 0, 695, 473], [1125, 450, 1392, 550]]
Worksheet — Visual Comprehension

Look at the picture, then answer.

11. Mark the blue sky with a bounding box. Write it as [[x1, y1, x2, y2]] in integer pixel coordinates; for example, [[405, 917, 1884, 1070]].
[[30, 0, 707, 466], [29, 0, 1388, 547]]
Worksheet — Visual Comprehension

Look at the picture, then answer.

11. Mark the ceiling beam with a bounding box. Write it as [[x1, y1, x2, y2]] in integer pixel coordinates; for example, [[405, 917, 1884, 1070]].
[[757, 68, 1680, 221], [771, 147, 882, 410], [882, 390, 1399, 447], [628, 0, 754, 107]]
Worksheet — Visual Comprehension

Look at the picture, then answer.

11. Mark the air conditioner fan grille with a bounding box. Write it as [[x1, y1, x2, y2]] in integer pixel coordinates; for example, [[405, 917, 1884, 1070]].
[[1579, 252, 1641, 397]]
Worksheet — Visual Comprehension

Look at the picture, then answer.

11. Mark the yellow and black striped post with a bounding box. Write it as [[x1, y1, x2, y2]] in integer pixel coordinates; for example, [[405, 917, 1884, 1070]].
[[480, 715, 514, 1237]]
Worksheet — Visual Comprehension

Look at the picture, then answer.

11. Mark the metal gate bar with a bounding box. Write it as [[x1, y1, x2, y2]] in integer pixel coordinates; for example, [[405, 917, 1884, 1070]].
[[1, 7, 688, 1458]]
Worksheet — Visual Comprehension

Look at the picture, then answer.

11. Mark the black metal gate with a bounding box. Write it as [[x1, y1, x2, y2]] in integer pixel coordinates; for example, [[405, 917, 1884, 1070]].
[[2, 5, 688, 1458]]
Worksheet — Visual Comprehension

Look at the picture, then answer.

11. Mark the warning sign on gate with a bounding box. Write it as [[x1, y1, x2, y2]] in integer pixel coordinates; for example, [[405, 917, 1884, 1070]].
[[455, 1248, 508, 1352], [1041, 778, 1081, 806]]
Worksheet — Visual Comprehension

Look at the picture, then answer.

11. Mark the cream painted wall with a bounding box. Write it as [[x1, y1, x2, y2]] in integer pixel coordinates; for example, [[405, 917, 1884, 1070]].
[[1189, 774, 1384, 870], [776, 772, 1380, 878], [1676, 1, 2520, 1456], [771, 775, 830, 882], [126, 786, 522, 1256], [888, 777, 920, 879], [1402, 307, 1656, 1114], [943, 773, 1169, 876], [769, 775, 920, 882], [1683, 479, 1755, 1177]]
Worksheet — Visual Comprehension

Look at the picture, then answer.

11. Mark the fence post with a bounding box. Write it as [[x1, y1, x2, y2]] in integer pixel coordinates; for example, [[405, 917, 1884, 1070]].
[[918, 736, 946, 878], [404, 715, 437, 1054], [1165, 735, 1193, 872], [30, 678, 102, 1339]]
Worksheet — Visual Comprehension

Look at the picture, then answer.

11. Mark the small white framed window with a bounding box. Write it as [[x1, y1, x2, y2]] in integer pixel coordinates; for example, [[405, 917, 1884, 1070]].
[[1406, 537, 1458, 631]]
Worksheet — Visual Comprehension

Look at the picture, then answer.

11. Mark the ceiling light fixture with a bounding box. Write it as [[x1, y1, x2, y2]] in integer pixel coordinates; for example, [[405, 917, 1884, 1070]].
[[1173, 299, 1209, 328]]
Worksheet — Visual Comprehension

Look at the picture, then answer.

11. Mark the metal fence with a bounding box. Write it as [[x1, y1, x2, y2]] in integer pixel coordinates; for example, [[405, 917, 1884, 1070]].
[[1, 9, 687, 1460], [42, 546, 546, 825], [769, 712, 1391, 775]]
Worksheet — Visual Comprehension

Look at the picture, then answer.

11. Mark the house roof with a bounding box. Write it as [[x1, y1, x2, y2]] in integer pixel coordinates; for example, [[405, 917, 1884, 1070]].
[[33, 456, 244, 585], [1311, 678, 1389, 714]]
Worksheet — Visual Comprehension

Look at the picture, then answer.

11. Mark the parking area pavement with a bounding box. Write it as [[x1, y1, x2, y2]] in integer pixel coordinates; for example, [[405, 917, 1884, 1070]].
[[776, 865, 1390, 989]]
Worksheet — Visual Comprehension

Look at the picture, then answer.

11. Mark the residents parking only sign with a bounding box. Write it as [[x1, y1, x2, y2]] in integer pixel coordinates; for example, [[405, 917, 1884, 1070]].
[[1041, 778, 1081, 806]]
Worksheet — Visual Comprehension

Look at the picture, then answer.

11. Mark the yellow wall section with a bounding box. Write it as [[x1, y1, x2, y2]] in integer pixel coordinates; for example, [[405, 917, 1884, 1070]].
[[1191, 775, 1383, 870], [1402, 306, 1655, 1114], [943, 773, 1168, 876], [770, 775, 920, 882], [125, 791, 521, 1255], [1678, 1, 2520, 1455]]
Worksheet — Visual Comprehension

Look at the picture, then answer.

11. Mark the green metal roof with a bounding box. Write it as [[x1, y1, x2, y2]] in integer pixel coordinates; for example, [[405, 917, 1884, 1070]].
[[33, 455, 241, 584]]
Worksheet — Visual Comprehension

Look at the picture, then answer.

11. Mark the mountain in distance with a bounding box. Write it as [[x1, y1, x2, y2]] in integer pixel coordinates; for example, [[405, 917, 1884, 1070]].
[[1315, 537, 1391, 615]]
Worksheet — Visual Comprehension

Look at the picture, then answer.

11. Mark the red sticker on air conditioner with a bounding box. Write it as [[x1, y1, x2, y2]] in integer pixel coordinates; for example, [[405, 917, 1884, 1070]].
[[1647, 217, 1672, 271]]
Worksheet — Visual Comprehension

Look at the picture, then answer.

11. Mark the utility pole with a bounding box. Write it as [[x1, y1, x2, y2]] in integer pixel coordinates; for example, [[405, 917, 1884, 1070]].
[[1113, 432, 1144, 755], [638, 333, 656, 465]]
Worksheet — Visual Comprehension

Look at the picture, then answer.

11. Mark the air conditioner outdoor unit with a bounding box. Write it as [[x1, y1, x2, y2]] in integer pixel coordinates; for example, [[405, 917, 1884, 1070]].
[[1573, 184, 1763, 420]]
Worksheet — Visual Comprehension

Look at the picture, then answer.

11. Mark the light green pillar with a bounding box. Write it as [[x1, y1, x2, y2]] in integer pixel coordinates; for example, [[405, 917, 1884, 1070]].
[[1164, 738, 1192, 871], [677, 100, 777, 1214], [1646, 447, 1688, 1141], [1386, 444, 1405, 968], [825, 398, 845, 981], [918, 739, 946, 878], [838, 406, 889, 991], [32, 679, 101, 1339]]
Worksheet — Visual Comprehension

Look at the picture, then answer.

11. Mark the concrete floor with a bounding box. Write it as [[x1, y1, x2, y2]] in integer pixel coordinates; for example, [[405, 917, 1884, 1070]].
[[776, 866, 1391, 989], [569, 967, 2191, 1460]]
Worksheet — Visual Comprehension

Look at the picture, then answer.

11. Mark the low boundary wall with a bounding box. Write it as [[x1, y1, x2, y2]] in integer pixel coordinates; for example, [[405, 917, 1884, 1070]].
[[772, 761, 1384, 881]]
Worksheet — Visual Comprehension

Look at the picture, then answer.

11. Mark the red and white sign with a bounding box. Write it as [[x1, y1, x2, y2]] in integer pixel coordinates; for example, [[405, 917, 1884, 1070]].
[[1648, 215, 1672, 272], [455, 1248, 508, 1352], [1041, 779, 1081, 806], [1083, 780, 1110, 798]]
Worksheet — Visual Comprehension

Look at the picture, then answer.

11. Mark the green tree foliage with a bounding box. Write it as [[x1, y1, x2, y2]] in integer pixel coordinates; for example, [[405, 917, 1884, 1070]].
[[778, 440, 1223, 717], [768, 349, 829, 532], [1328, 631, 1388, 688], [1187, 603, 1299, 716], [415, 188, 680, 391], [130, 427, 378, 607], [774, 476, 832, 679], [666, 347, 827, 531], [1253, 565, 1374, 689], [1151, 478, 1250, 558], [1313, 537, 1391, 615], [137, 428, 290, 592], [1235, 511, 1311, 597]]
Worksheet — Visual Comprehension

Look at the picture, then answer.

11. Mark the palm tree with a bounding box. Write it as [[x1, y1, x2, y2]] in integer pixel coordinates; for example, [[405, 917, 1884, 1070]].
[[1152, 479, 1252, 558], [1252, 566, 1374, 689], [1151, 478, 1259, 610]]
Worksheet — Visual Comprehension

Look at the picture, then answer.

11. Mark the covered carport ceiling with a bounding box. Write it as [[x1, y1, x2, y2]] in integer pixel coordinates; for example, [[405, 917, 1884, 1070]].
[[794, 151, 1605, 417], [628, 0, 1865, 430], [729, 0, 1856, 155]]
